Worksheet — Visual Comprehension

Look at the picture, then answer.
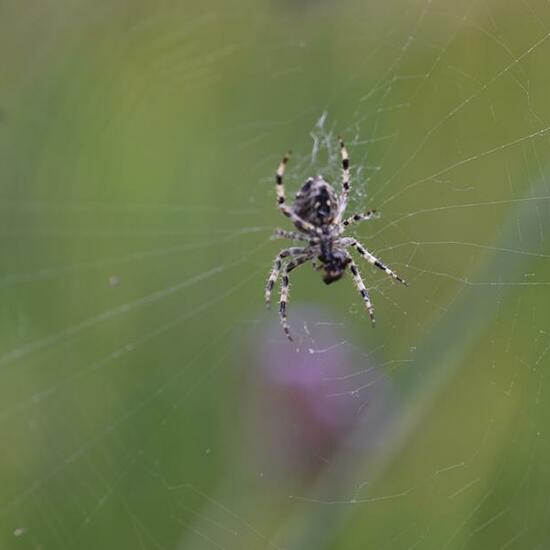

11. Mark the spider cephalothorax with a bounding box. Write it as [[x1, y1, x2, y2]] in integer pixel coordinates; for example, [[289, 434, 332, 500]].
[[319, 247, 351, 285], [265, 138, 407, 341]]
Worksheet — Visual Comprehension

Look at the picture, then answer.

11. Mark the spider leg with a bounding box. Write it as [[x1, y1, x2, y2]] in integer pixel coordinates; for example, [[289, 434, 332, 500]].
[[341, 210, 378, 230], [347, 256, 376, 325], [336, 137, 351, 222], [265, 247, 307, 308], [272, 229, 310, 241], [275, 151, 291, 206], [282, 208, 319, 234], [275, 152, 319, 235], [279, 255, 311, 341], [345, 238, 407, 285]]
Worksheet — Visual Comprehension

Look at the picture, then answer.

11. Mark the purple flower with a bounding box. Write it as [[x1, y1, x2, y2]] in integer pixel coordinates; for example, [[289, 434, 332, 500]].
[[242, 306, 397, 483]]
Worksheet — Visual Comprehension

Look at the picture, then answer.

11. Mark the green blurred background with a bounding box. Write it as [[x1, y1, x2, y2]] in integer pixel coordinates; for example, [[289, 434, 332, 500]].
[[1, 0, 550, 548]]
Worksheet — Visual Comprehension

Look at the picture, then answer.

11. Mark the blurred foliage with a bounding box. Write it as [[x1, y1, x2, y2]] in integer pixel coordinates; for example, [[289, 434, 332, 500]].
[[1, 0, 550, 548]]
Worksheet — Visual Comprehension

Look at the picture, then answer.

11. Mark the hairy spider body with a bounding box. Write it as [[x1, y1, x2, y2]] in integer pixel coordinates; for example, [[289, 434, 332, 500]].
[[294, 176, 349, 284], [266, 139, 407, 341], [294, 175, 338, 226]]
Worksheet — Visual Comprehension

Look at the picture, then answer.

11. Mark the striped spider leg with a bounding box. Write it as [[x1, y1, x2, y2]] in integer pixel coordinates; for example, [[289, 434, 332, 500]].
[[275, 152, 320, 236], [341, 237, 407, 286], [335, 137, 351, 224], [346, 254, 376, 325], [278, 254, 314, 341], [340, 210, 379, 231], [265, 247, 310, 308], [271, 229, 311, 241]]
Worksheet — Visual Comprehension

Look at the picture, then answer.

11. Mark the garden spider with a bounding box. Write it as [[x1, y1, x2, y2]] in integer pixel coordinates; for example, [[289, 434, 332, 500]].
[[265, 138, 407, 341]]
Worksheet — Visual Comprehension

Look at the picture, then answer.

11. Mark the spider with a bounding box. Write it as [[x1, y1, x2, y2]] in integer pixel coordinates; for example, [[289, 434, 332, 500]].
[[265, 138, 407, 341]]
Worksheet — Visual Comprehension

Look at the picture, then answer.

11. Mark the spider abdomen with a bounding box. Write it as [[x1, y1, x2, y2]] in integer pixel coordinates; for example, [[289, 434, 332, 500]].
[[293, 176, 338, 227]]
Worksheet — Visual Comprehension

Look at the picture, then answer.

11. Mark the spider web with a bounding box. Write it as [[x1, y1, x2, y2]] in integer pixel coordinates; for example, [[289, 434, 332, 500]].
[[1, 0, 550, 548]]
